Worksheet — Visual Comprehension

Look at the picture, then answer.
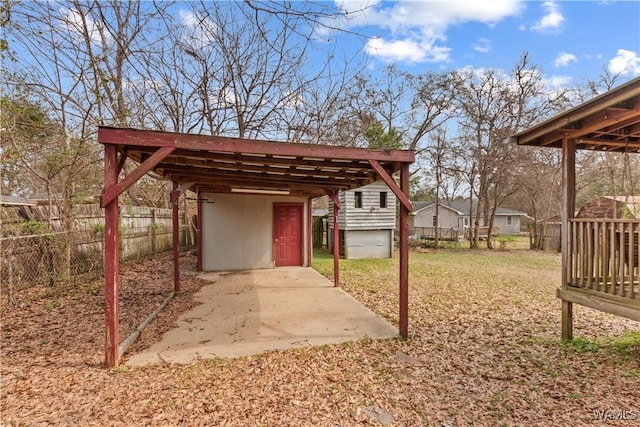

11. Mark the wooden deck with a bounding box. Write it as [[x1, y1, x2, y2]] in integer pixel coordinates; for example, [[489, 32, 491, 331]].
[[564, 219, 640, 321]]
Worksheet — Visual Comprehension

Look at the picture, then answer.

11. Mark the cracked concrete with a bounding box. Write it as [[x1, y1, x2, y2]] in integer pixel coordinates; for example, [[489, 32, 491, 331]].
[[125, 267, 398, 365]]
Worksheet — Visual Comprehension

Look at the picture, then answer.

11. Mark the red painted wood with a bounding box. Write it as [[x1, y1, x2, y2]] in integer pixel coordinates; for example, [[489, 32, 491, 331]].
[[307, 199, 313, 266], [333, 202, 339, 287], [100, 147, 175, 208], [116, 152, 127, 175], [172, 182, 181, 293], [326, 189, 340, 210], [399, 164, 410, 338], [369, 159, 412, 212], [98, 126, 415, 163], [196, 190, 203, 271], [273, 203, 303, 267], [104, 144, 120, 367]]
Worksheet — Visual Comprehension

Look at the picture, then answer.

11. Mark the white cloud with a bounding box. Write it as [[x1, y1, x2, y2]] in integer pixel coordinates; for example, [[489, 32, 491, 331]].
[[473, 38, 491, 53], [532, 2, 564, 32], [178, 9, 217, 52], [62, 7, 110, 46], [333, 0, 523, 64], [608, 49, 640, 76], [554, 52, 577, 68], [545, 75, 572, 88], [365, 37, 450, 64]]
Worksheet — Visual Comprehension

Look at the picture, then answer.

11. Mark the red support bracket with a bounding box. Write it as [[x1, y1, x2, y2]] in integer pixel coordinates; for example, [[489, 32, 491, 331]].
[[325, 189, 340, 210], [368, 159, 412, 212], [101, 146, 175, 208]]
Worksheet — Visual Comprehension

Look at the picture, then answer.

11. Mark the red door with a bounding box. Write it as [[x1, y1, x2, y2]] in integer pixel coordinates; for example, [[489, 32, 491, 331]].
[[273, 203, 303, 267]]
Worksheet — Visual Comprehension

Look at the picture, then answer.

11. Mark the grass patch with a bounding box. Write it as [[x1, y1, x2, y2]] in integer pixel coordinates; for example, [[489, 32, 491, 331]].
[[566, 337, 600, 354]]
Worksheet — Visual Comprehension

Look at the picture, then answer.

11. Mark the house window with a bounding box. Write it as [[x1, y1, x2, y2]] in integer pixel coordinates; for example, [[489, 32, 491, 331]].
[[379, 192, 387, 208], [507, 215, 512, 225], [354, 191, 363, 208], [464, 217, 469, 226], [432, 215, 437, 227]]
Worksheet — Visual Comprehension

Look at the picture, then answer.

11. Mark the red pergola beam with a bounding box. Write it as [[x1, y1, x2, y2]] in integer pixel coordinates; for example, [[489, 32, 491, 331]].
[[98, 127, 415, 164]]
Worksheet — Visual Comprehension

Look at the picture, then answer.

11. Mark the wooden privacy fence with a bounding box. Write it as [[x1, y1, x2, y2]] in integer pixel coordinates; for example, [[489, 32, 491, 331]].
[[569, 219, 639, 299]]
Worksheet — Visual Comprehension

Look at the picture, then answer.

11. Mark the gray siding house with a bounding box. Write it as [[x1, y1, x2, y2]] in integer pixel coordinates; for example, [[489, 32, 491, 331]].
[[411, 200, 527, 237], [328, 181, 396, 259]]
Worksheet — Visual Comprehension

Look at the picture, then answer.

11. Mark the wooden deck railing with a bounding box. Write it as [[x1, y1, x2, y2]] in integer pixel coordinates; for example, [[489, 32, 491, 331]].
[[569, 219, 639, 300]]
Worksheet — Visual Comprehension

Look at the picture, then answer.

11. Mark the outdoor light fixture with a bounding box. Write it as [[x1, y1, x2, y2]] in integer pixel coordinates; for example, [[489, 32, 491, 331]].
[[230, 188, 290, 195]]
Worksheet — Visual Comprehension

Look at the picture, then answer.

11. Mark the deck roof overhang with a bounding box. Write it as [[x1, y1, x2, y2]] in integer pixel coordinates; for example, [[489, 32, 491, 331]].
[[508, 77, 640, 153], [97, 127, 415, 201]]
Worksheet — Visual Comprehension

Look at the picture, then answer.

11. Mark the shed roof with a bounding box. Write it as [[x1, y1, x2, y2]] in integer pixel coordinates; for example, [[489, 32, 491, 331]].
[[411, 200, 527, 217], [508, 77, 640, 153], [98, 127, 415, 199]]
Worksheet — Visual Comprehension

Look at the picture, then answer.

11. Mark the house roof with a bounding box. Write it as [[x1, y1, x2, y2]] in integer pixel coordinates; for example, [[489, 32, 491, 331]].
[[508, 77, 640, 153], [577, 196, 640, 219], [412, 200, 527, 216], [98, 127, 415, 199]]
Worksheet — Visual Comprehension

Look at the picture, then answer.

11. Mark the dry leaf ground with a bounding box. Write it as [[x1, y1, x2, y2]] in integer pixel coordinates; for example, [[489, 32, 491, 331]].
[[1, 248, 639, 426]]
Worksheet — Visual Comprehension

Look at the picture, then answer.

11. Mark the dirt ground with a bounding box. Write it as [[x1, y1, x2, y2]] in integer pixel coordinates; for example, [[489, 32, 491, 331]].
[[1, 250, 638, 426]]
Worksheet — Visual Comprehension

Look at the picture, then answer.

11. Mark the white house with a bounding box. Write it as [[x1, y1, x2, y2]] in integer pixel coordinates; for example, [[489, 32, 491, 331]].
[[328, 181, 396, 259]]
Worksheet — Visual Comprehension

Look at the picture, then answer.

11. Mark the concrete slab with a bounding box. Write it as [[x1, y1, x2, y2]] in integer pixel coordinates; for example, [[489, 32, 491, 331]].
[[126, 267, 398, 365]]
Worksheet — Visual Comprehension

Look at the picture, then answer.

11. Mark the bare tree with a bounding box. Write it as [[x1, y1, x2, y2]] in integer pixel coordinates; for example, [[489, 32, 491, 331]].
[[453, 54, 569, 248]]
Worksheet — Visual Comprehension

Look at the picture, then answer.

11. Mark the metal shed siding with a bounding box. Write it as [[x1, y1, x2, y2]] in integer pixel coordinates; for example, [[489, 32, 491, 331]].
[[201, 193, 308, 271], [344, 229, 394, 259]]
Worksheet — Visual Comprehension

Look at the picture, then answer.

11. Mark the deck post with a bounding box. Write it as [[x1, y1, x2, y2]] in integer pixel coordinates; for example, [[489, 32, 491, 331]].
[[399, 163, 410, 338], [103, 144, 120, 367], [561, 137, 576, 340], [172, 181, 181, 293]]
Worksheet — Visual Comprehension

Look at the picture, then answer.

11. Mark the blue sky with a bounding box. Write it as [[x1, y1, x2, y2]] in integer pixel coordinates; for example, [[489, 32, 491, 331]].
[[312, 0, 640, 86]]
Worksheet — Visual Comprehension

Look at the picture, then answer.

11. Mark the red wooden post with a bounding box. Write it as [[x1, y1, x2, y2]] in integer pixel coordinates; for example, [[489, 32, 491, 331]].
[[172, 181, 181, 293], [103, 144, 120, 367], [307, 198, 313, 266], [399, 163, 410, 338], [196, 190, 203, 271], [333, 200, 340, 287]]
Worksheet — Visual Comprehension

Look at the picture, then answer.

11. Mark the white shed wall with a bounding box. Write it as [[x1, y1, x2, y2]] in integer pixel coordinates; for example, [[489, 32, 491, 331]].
[[201, 193, 308, 271], [345, 229, 393, 259], [492, 215, 522, 234], [328, 181, 396, 230]]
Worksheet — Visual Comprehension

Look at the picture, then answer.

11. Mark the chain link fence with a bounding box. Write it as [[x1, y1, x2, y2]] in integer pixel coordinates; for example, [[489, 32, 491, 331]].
[[1, 224, 193, 305]]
